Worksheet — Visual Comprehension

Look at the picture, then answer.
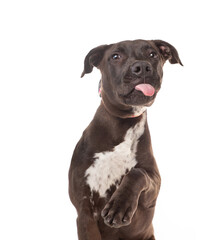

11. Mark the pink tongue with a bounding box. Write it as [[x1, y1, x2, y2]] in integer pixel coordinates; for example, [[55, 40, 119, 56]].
[[135, 84, 155, 96]]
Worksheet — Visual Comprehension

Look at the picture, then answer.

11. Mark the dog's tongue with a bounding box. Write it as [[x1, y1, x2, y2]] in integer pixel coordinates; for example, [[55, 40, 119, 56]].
[[135, 84, 155, 96]]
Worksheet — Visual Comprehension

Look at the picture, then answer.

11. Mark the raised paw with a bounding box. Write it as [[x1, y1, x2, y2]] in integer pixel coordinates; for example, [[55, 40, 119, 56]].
[[101, 194, 138, 228]]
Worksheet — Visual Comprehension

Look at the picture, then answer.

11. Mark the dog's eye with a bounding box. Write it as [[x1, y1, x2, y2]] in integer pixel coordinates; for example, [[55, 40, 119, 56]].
[[112, 54, 121, 60], [149, 52, 157, 58]]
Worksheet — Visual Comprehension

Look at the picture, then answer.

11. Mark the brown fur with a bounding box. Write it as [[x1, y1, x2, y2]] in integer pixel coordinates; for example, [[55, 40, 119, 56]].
[[69, 39, 182, 240]]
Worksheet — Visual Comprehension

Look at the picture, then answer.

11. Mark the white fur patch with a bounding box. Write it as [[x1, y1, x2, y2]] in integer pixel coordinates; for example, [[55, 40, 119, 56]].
[[132, 106, 147, 117], [85, 112, 146, 197]]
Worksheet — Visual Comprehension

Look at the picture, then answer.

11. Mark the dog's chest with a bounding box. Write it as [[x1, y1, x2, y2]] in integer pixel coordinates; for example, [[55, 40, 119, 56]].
[[85, 113, 146, 197]]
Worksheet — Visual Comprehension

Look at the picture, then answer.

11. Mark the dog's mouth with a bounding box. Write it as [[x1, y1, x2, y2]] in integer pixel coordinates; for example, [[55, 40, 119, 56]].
[[120, 81, 158, 106], [115, 72, 161, 106], [124, 83, 155, 98], [121, 73, 158, 96], [134, 83, 155, 96]]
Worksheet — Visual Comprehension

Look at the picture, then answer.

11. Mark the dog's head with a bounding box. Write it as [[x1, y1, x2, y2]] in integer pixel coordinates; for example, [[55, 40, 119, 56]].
[[81, 40, 182, 115]]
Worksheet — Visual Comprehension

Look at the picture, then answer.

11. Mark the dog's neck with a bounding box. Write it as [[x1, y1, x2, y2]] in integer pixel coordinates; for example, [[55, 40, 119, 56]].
[[101, 91, 146, 119]]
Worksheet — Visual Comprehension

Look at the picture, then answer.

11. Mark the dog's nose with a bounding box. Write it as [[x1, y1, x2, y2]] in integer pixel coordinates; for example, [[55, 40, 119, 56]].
[[131, 61, 152, 76]]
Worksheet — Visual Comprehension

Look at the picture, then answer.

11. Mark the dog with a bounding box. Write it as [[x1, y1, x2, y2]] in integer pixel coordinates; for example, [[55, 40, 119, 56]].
[[69, 39, 182, 240]]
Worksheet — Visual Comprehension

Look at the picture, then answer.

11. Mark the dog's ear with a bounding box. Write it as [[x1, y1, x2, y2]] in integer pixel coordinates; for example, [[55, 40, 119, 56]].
[[152, 40, 183, 66], [81, 45, 110, 78]]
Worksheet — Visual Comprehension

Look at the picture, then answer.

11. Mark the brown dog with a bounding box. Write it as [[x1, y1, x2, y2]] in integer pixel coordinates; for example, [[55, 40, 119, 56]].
[[69, 39, 182, 240]]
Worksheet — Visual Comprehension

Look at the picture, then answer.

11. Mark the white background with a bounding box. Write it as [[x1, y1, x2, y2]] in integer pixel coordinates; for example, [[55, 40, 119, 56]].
[[0, 0, 224, 239]]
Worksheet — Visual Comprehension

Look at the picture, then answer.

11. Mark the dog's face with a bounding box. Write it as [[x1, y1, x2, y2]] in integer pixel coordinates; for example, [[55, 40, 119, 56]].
[[81, 40, 182, 108]]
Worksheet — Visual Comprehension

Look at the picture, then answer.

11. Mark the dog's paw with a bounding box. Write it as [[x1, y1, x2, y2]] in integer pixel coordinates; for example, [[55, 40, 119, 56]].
[[101, 192, 138, 228]]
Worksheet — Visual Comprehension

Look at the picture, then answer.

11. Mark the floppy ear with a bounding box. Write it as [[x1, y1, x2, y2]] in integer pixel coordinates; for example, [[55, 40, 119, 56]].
[[153, 40, 183, 66], [81, 45, 110, 78]]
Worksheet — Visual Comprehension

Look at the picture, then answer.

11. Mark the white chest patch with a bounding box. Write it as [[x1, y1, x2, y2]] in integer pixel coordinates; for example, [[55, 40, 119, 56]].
[[85, 112, 146, 197]]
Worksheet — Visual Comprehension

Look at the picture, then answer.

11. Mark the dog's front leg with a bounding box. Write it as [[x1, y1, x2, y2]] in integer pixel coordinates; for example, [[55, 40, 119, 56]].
[[101, 168, 160, 228], [77, 198, 102, 240]]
